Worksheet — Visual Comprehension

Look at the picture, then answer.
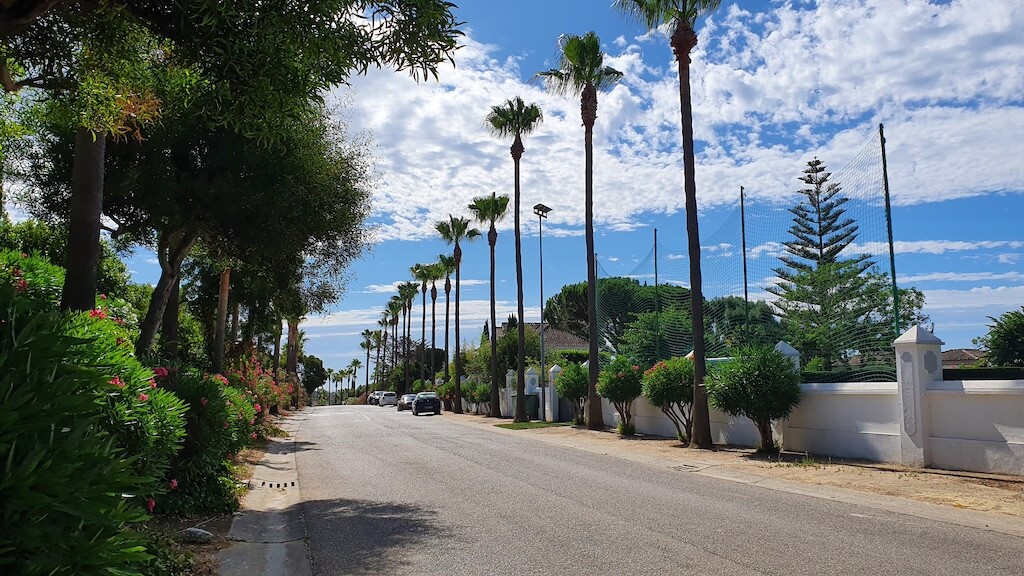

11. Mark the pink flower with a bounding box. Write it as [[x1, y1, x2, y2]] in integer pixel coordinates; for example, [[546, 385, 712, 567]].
[[99, 294, 107, 300], [20, 252, 27, 258], [154, 367, 169, 378], [109, 376, 125, 388], [249, 418, 255, 425], [200, 397, 208, 407], [149, 379, 157, 389], [11, 268, 22, 277], [632, 365, 640, 371], [253, 403, 262, 413], [138, 393, 149, 402], [116, 337, 125, 346], [14, 278, 27, 292], [168, 479, 178, 490], [250, 432, 257, 440], [88, 309, 107, 319], [146, 497, 156, 513], [223, 422, 229, 429]]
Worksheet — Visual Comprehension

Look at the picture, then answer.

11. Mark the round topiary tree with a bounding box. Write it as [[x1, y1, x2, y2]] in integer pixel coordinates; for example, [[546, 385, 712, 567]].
[[641, 357, 694, 442], [555, 362, 588, 424], [705, 345, 802, 453], [597, 356, 643, 435]]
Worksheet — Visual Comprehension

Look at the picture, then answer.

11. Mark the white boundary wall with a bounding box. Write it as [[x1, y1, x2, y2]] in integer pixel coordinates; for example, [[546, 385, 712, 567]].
[[593, 326, 1024, 476]]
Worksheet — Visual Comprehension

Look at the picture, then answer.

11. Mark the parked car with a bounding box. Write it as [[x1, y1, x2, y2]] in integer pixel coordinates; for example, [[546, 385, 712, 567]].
[[397, 394, 417, 411], [367, 390, 381, 405], [412, 392, 441, 416], [379, 391, 398, 407]]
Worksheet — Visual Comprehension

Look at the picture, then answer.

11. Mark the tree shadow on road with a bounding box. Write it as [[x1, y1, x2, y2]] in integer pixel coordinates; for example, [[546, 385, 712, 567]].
[[302, 498, 450, 575]]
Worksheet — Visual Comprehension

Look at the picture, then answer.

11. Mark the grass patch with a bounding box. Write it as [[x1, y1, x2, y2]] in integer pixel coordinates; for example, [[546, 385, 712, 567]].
[[495, 421, 573, 430]]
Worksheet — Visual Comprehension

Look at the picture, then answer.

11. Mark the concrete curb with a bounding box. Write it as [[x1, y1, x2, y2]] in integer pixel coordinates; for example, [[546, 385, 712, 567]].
[[218, 410, 312, 576], [443, 413, 1024, 539]]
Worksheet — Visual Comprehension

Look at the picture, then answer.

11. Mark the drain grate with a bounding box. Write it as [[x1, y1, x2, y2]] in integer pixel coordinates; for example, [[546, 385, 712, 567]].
[[671, 463, 701, 472]]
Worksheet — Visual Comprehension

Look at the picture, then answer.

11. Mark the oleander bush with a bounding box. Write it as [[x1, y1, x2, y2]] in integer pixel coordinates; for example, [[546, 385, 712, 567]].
[[554, 363, 588, 425], [706, 345, 802, 453], [642, 357, 694, 443], [597, 356, 644, 436]]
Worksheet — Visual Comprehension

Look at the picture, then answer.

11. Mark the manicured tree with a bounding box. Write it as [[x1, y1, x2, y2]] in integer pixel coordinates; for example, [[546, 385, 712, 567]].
[[485, 97, 543, 422], [614, 0, 722, 449], [555, 362, 589, 424], [468, 191, 511, 417], [641, 356, 695, 442], [537, 32, 622, 430], [597, 356, 644, 436], [438, 253, 456, 382], [705, 345, 802, 452], [436, 216, 481, 413]]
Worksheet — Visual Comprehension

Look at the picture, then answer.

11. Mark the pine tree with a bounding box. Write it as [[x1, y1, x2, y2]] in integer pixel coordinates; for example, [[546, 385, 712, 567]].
[[768, 158, 876, 368]]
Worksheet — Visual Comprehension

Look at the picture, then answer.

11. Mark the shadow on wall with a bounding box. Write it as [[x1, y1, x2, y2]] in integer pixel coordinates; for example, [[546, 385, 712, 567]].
[[301, 498, 451, 574]]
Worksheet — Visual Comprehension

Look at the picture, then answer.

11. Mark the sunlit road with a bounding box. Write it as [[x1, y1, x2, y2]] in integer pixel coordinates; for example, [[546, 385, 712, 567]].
[[292, 405, 1023, 575]]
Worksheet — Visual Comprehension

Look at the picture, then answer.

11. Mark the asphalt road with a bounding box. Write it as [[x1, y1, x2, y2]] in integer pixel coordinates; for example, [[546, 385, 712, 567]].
[[294, 405, 1024, 576]]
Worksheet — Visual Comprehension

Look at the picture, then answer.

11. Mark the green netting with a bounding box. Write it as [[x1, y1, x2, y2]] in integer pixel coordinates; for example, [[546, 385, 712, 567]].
[[592, 127, 900, 382]]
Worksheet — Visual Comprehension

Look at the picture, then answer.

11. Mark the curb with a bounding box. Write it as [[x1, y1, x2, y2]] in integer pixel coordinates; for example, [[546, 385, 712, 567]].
[[218, 410, 312, 576]]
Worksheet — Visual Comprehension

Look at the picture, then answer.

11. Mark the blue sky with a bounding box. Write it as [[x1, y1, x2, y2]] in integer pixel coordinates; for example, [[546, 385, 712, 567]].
[[112, 0, 1022, 375]]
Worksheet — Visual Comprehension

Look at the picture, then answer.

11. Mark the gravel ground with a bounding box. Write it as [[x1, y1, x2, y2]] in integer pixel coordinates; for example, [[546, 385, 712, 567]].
[[294, 405, 1024, 576]]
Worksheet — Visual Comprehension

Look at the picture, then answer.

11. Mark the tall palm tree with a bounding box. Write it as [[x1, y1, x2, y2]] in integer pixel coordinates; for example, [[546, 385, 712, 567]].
[[438, 254, 456, 383], [425, 262, 444, 386], [436, 216, 481, 413], [387, 297, 404, 388], [399, 281, 420, 395], [374, 323, 388, 387], [325, 368, 335, 405], [349, 358, 363, 398], [411, 263, 431, 384], [614, 0, 720, 448], [360, 329, 373, 394], [537, 32, 622, 430], [468, 191, 512, 418], [331, 369, 344, 405]]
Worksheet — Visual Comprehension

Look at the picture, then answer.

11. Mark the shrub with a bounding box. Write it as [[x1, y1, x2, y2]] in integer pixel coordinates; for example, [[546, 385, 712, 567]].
[[705, 346, 802, 453], [642, 357, 694, 442], [555, 363, 588, 424], [975, 306, 1024, 367], [597, 356, 643, 435], [157, 371, 256, 515], [0, 285, 150, 575]]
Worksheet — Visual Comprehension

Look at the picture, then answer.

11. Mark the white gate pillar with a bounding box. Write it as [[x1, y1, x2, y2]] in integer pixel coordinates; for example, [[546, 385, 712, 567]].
[[893, 325, 943, 468]]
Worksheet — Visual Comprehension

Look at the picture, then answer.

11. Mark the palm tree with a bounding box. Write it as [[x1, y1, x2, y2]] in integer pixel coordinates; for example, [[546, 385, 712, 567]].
[[469, 191, 512, 418], [438, 254, 456, 383], [537, 32, 622, 430], [614, 0, 720, 448], [411, 263, 431, 384], [325, 368, 335, 405], [349, 358, 363, 398], [425, 262, 444, 386], [360, 329, 373, 395], [387, 297, 404, 388], [399, 281, 420, 395], [436, 216, 481, 413], [331, 369, 344, 405], [374, 323, 388, 387]]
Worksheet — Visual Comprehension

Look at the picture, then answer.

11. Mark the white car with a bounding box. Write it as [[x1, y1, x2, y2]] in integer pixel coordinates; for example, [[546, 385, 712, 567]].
[[378, 391, 398, 406]]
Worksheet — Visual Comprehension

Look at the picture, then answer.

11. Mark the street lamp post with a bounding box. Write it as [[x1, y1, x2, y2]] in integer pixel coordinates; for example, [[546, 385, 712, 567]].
[[533, 203, 551, 421]]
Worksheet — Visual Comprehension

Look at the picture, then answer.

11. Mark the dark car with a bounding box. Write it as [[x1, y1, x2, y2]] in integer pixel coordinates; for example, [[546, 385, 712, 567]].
[[397, 394, 417, 411], [412, 392, 441, 416]]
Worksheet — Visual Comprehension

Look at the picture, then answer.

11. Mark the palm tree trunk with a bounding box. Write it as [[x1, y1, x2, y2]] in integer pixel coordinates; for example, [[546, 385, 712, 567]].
[[582, 86, 605, 430], [444, 278, 452, 382], [672, 24, 712, 449], [453, 243, 464, 414], [213, 267, 231, 374], [420, 287, 427, 383], [488, 226, 501, 417], [61, 127, 105, 312], [512, 140, 528, 422], [430, 285, 438, 386]]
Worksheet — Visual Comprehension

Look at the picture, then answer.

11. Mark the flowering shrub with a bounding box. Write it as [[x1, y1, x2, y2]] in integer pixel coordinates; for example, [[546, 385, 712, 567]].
[[0, 283, 151, 574], [555, 363, 588, 425], [157, 370, 257, 515], [0, 249, 64, 309], [227, 354, 288, 420], [642, 357, 695, 442], [597, 356, 644, 435]]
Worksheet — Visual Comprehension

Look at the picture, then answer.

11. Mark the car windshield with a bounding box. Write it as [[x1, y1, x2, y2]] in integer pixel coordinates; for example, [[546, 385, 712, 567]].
[[403, 395, 416, 400], [416, 393, 438, 399]]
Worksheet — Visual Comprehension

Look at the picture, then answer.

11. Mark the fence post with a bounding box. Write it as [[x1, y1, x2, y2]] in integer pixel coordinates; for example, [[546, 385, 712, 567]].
[[548, 365, 562, 422], [893, 325, 943, 468]]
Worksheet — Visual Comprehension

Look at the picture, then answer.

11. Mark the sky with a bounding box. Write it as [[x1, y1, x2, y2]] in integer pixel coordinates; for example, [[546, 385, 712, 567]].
[[111, 0, 1022, 375]]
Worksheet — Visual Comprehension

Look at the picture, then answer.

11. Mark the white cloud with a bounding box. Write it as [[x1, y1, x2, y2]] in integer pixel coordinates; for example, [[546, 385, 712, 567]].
[[362, 278, 487, 294], [899, 271, 1024, 283], [920, 285, 1024, 311], [305, 298, 542, 329]]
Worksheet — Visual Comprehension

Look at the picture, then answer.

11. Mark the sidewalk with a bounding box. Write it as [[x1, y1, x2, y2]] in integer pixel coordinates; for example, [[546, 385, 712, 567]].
[[218, 410, 311, 576], [446, 412, 1024, 538]]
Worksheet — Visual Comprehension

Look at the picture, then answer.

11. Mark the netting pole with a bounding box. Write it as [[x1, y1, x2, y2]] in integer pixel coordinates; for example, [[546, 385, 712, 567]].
[[879, 123, 900, 337], [740, 186, 750, 346], [654, 228, 661, 361]]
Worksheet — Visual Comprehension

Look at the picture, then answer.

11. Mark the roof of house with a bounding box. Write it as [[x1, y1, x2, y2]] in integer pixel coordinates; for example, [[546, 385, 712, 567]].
[[942, 348, 985, 363], [495, 322, 589, 350]]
